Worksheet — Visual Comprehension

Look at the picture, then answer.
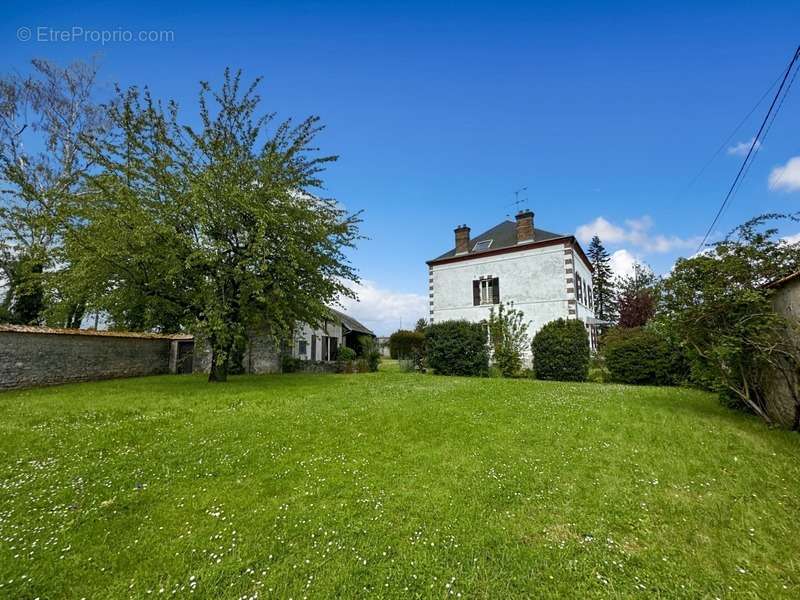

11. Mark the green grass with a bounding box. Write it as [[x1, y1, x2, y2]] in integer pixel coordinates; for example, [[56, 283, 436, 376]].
[[1, 369, 799, 599]]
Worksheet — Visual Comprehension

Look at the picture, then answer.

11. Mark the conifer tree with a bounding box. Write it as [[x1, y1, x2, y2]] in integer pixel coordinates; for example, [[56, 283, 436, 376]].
[[587, 235, 615, 324]]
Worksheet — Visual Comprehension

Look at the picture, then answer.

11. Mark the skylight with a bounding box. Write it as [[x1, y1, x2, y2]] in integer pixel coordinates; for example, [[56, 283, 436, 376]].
[[472, 239, 493, 252]]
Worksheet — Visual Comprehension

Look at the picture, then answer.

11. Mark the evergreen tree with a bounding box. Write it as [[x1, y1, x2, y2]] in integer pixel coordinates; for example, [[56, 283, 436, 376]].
[[587, 235, 615, 324]]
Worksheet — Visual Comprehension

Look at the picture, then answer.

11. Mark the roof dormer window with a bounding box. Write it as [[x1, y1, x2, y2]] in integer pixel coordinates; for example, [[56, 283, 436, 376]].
[[472, 239, 493, 252]]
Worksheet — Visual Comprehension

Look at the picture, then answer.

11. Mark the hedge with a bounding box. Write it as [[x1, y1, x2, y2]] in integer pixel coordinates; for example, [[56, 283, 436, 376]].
[[388, 330, 426, 359], [531, 318, 590, 381], [425, 320, 489, 376], [603, 327, 682, 385]]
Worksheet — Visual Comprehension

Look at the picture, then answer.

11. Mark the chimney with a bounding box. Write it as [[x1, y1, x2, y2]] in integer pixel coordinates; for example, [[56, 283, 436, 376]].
[[454, 224, 470, 255], [515, 210, 535, 244]]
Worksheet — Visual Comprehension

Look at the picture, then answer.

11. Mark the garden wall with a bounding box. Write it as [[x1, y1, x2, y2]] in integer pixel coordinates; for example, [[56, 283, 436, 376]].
[[0, 325, 190, 391]]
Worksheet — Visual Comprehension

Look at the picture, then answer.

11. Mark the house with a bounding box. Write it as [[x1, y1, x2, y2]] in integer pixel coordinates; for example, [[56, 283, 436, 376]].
[[194, 308, 375, 374], [426, 210, 597, 355], [290, 308, 375, 362], [762, 270, 800, 427]]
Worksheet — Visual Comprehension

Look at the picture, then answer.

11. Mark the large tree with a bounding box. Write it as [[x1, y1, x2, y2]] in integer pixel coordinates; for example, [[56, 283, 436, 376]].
[[67, 70, 361, 381], [616, 262, 657, 328], [662, 213, 800, 427], [0, 59, 106, 325], [586, 235, 615, 324]]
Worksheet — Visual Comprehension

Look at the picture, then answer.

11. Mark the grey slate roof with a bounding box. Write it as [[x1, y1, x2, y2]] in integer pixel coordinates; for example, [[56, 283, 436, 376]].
[[328, 308, 375, 336], [431, 220, 566, 261]]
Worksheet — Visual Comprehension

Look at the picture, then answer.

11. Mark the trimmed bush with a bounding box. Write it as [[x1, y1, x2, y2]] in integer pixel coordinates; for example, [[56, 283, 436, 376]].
[[531, 318, 590, 381], [338, 346, 357, 362], [389, 330, 425, 359], [426, 320, 489, 376], [603, 327, 682, 385]]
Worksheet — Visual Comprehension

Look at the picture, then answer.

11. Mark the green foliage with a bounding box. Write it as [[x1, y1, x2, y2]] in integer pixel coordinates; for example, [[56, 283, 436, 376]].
[[64, 69, 361, 381], [587, 235, 616, 324], [603, 327, 683, 386], [0, 254, 45, 324], [281, 355, 304, 373], [0, 59, 105, 325], [616, 263, 658, 328], [338, 346, 357, 362], [487, 302, 529, 377], [388, 329, 425, 359], [661, 213, 800, 427], [359, 335, 381, 372], [531, 318, 590, 381], [426, 320, 489, 376]]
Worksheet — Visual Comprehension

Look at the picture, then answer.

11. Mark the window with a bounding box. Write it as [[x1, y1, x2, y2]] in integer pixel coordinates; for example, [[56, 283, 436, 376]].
[[472, 239, 493, 252], [473, 277, 499, 305], [298, 340, 307, 356], [576, 273, 582, 303]]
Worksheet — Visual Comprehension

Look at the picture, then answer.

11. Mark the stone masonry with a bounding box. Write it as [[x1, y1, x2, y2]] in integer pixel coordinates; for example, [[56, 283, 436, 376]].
[[0, 325, 187, 391]]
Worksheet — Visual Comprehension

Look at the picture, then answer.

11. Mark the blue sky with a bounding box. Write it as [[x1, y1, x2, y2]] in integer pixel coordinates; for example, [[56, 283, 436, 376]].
[[3, 1, 799, 334]]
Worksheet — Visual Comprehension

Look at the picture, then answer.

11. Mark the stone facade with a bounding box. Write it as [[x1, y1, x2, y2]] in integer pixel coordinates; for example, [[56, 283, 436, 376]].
[[0, 325, 181, 391], [192, 331, 281, 375], [763, 273, 800, 427]]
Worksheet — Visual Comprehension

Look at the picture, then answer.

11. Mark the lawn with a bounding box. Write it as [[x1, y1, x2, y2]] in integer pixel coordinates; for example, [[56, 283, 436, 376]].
[[1, 369, 799, 599]]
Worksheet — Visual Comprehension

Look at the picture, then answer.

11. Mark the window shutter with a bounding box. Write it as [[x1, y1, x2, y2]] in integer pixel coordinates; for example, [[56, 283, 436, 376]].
[[492, 277, 500, 304], [472, 280, 480, 306]]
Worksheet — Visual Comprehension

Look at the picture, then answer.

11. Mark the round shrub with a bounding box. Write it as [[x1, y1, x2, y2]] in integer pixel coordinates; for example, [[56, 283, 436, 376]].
[[338, 346, 357, 362], [389, 330, 426, 359], [603, 327, 681, 385], [531, 318, 590, 381], [426, 320, 489, 376]]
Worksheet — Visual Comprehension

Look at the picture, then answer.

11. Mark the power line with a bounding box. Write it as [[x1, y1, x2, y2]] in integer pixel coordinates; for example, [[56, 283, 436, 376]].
[[676, 72, 782, 200], [696, 45, 800, 252]]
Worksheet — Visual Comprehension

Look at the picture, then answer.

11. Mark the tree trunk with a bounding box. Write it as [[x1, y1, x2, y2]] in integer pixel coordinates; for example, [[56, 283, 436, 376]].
[[208, 341, 231, 383]]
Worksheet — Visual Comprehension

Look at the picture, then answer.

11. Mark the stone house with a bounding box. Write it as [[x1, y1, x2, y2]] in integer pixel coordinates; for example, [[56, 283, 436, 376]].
[[193, 308, 375, 374], [426, 210, 598, 358], [763, 270, 800, 428], [289, 309, 375, 362]]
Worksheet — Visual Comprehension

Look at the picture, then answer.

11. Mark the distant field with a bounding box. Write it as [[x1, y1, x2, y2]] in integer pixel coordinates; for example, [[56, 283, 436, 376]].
[[1, 370, 799, 598]]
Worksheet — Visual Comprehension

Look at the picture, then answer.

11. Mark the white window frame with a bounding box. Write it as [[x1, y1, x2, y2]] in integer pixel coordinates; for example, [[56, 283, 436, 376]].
[[480, 278, 494, 305]]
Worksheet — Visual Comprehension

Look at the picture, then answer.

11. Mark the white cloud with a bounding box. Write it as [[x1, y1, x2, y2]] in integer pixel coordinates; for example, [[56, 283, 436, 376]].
[[337, 279, 427, 336], [727, 138, 760, 156], [782, 232, 800, 245], [768, 156, 800, 192], [609, 249, 638, 279], [576, 215, 698, 254]]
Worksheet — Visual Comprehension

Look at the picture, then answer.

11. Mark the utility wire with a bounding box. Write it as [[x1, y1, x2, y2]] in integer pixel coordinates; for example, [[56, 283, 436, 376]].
[[696, 45, 800, 252], [677, 72, 782, 199]]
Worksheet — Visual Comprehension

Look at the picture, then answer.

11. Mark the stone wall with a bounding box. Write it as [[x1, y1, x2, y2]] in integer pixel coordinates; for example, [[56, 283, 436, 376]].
[[192, 331, 281, 375], [763, 275, 800, 427], [0, 325, 183, 391]]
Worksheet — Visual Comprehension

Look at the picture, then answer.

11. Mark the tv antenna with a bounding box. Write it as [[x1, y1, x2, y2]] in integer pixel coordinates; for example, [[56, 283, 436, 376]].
[[507, 187, 528, 216]]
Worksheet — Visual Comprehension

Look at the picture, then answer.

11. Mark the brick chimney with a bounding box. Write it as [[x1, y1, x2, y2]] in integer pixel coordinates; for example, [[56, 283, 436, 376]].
[[515, 210, 535, 244], [454, 224, 470, 255]]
